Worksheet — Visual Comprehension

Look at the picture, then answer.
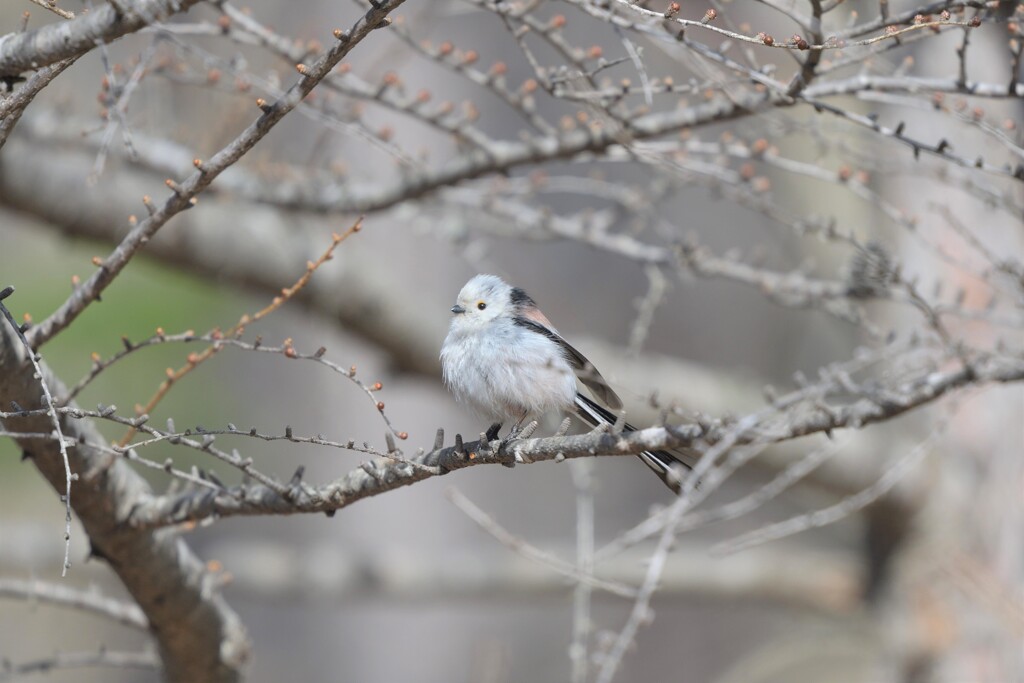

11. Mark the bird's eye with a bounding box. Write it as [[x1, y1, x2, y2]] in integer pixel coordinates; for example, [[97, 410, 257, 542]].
[[477, 301, 487, 310]]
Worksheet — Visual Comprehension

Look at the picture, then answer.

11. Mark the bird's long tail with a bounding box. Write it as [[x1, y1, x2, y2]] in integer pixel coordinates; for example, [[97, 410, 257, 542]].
[[573, 393, 695, 494]]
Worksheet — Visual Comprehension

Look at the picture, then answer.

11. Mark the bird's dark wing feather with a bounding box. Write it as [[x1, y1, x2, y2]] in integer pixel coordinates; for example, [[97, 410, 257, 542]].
[[512, 316, 623, 409], [574, 393, 696, 494]]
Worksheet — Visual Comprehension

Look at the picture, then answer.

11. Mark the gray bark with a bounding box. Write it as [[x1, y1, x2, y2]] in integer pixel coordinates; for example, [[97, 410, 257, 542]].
[[0, 321, 249, 682]]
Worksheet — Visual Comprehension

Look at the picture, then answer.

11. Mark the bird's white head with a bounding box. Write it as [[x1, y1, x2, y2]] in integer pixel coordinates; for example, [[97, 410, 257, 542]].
[[448, 274, 515, 330]]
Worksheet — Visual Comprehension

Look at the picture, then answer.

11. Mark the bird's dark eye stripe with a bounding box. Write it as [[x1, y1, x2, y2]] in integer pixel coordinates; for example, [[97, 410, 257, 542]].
[[477, 301, 487, 310]]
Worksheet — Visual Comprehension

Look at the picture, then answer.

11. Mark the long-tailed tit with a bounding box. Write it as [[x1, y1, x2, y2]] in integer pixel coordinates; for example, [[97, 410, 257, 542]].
[[441, 274, 691, 492]]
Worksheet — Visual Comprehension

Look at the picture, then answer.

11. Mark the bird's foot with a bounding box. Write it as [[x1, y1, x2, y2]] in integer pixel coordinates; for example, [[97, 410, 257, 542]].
[[485, 422, 502, 442], [502, 419, 538, 445]]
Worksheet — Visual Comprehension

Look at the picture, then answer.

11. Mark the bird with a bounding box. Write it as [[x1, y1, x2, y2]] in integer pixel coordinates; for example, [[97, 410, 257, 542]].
[[440, 273, 692, 493]]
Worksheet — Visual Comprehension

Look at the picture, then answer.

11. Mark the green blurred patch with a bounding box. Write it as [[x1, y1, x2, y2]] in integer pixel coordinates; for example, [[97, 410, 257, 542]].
[[1, 219, 241, 491]]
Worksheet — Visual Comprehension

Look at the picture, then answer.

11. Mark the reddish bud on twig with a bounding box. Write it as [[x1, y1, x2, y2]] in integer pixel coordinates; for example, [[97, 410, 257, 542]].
[[968, 16, 981, 27], [550, 15, 566, 30], [940, 10, 951, 20], [791, 34, 809, 49], [757, 32, 774, 46], [462, 50, 478, 65], [439, 41, 453, 56], [664, 2, 680, 18], [587, 45, 603, 59], [701, 8, 717, 24], [217, 14, 231, 32], [295, 63, 307, 75]]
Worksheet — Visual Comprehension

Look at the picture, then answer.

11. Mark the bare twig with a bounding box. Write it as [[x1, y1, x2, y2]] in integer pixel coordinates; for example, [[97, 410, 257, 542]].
[[26, 0, 75, 20], [0, 578, 147, 629], [25, 1, 407, 348], [0, 287, 75, 575], [446, 486, 636, 598], [0, 648, 159, 680]]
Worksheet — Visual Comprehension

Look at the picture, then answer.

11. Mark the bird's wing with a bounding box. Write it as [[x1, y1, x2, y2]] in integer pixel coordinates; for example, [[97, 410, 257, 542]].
[[512, 315, 623, 409], [574, 393, 697, 494]]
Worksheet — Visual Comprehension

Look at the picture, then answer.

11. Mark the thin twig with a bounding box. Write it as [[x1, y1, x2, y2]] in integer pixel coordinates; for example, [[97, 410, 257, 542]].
[[0, 286, 75, 576]]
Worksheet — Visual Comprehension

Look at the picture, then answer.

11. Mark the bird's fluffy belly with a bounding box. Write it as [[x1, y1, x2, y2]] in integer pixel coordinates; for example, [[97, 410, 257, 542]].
[[442, 328, 577, 422]]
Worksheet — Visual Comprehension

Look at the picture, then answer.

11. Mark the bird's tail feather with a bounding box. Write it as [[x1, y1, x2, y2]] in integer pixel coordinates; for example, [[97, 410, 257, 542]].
[[573, 393, 694, 494]]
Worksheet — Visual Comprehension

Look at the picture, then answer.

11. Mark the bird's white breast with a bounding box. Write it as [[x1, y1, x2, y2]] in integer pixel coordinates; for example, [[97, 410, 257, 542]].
[[441, 318, 578, 423]]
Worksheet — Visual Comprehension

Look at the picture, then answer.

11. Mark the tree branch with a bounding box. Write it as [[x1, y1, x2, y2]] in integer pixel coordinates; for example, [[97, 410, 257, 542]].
[[0, 578, 147, 629], [0, 0, 204, 77], [0, 321, 248, 682], [124, 354, 1024, 528], [24, 0, 408, 348]]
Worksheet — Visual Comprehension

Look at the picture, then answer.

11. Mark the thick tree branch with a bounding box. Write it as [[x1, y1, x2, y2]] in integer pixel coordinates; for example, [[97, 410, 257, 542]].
[[0, 322, 248, 682], [0, 0, 204, 77], [124, 355, 1024, 528]]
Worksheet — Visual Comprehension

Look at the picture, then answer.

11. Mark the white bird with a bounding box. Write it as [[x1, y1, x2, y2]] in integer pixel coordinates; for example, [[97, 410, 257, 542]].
[[440, 274, 691, 492]]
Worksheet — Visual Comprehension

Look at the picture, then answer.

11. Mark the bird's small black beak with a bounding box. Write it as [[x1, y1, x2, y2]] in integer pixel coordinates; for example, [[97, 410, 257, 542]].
[[451, 304, 466, 314]]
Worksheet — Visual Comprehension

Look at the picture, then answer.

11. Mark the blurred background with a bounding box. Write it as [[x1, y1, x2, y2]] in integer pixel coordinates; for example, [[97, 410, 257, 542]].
[[1, 1, 1022, 682]]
